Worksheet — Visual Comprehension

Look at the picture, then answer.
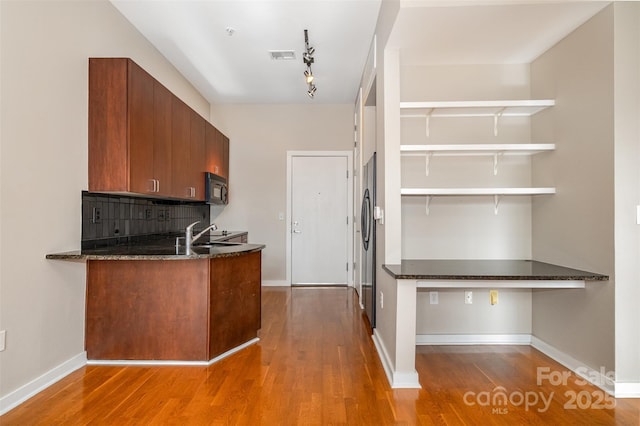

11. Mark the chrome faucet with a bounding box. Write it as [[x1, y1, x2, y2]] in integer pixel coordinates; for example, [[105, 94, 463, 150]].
[[185, 221, 217, 253]]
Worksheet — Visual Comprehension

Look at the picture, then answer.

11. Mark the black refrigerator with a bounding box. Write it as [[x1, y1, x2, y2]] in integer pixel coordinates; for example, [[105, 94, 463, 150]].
[[361, 152, 376, 328]]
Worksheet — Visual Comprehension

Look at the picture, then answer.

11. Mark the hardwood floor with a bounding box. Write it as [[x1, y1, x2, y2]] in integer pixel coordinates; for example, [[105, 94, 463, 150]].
[[2, 287, 639, 425]]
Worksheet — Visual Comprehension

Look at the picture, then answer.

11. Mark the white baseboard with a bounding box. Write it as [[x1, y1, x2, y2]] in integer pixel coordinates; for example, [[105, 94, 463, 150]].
[[87, 359, 210, 366], [372, 330, 394, 386], [0, 352, 87, 415], [416, 334, 532, 345], [88, 338, 260, 367], [262, 280, 289, 287], [531, 336, 616, 396], [372, 330, 421, 389], [614, 382, 640, 398], [208, 337, 259, 365]]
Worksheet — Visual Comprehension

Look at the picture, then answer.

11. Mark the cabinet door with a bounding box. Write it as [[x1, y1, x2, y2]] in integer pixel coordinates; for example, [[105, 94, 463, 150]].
[[190, 113, 206, 201], [89, 58, 129, 192], [153, 81, 172, 196], [208, 251, 261, 358], [128, 61, 155, 194], [171, 97, 191, 199], [205, 123, 223, 175], [220, 133, 230, 180]]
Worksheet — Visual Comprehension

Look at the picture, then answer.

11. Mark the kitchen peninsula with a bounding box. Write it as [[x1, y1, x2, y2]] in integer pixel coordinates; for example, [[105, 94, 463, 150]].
[[44, 55, 264, 365], [48, 238, 265, 363]]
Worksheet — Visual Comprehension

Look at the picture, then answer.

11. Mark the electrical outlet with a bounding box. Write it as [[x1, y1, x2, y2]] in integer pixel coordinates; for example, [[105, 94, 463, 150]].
[[465, 291, 473, 304], [490, 290, 499, 305], [91, 207, 102, 224], [429, 291, 439, 304], [380, 291, 384, 309], [0, 330, 6, 352]]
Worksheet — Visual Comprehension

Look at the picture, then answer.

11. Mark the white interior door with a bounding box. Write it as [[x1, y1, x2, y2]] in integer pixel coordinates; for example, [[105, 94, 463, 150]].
[[291, 156, 349, 285]]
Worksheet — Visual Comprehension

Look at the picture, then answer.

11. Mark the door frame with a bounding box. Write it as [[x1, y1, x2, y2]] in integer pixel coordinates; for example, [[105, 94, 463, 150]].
[[286, 151, 354, 287]]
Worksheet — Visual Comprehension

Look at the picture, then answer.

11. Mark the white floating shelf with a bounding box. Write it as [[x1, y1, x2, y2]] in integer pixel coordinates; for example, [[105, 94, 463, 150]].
[[400, 99, 555, 118], [402, 187, 556, 214], [401, 188, 556, 196], [401, 144, 556, 176], [400, 144, 555, 156]]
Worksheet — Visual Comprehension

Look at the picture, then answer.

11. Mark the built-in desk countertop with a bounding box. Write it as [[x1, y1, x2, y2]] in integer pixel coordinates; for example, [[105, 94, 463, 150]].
[[383, 259, 608, 289], [376, 259, 608, 389]]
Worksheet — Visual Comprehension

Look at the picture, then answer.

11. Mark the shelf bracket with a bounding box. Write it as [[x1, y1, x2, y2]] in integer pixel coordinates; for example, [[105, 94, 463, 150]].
[[426, 195, 432, 215], [425, 152, 433, 176], [493, 152, 503, 176], [425, 109, 433, 138], [493, 107, 506, 136], [494, 194, 500, 215]]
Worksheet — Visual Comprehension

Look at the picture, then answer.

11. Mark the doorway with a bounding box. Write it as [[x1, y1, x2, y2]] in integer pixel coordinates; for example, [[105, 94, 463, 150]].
[[286, 151, 353, 286]]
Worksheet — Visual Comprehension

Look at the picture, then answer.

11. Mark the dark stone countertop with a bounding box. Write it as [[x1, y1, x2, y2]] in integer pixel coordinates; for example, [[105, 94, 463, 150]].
[[382, 259, 608, 281], [47, 237, 264, 261]]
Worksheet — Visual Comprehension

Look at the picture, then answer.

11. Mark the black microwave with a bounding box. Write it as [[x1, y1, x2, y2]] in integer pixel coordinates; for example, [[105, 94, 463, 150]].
[[205, 172, 228, 205]]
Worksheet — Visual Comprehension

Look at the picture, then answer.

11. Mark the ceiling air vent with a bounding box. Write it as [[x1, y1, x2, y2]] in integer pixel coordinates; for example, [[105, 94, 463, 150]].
[[269, 50, 296, 61]]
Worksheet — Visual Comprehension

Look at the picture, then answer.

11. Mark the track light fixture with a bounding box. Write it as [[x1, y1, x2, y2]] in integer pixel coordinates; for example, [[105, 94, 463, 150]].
[[303, 29, 316, 98], [304, 69, 314, 84], [307, 84, 317, 98]]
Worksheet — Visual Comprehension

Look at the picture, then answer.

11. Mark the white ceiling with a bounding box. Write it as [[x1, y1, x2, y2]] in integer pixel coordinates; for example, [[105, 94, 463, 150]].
[[390, 1, 610, 66], [111, 0, 610, 105], [111, 0, 382, 105]]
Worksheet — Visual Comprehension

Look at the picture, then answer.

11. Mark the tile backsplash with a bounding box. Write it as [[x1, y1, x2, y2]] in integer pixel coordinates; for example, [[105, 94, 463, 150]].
[[82, 192, 210, 248]]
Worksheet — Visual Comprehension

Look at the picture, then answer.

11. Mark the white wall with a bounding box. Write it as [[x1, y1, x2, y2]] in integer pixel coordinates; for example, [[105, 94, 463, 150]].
[[416, 289, 531, 335], [368, 0, 401, 373], [0, 0, 208, 402], [208, 104, 353, 284], [531, 5, 615, 374], [400, 64, 534, 260], [612, 2, 640, 385], [400, 64, 535, 335]]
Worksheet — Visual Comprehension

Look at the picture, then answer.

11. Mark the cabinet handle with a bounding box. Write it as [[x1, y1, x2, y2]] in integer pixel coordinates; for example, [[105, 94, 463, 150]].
[[149, 179, 159, 193]]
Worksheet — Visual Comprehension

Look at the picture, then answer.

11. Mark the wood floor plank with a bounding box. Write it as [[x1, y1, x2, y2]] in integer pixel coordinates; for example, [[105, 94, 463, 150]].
[[2, 286, 639, 425]]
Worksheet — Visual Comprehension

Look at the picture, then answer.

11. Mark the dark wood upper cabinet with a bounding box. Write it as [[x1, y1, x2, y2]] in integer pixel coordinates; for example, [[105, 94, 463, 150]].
[[89, 57, 229, 201], [190, 112, 206, 201], [171, 97, 192, 199], [172, 97, 207, 201], [205, 123, 223, 177], [221, 133, 230, 180], [204, 123, 230, 180], [152, 81, 173, 196], [127, 61, 155, 194], [89, 58, 168, 195], [88, 58, 135, 193]]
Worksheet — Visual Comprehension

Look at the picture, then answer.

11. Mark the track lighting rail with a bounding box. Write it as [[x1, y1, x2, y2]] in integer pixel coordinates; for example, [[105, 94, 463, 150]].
[[303, 29, 317, 98]]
